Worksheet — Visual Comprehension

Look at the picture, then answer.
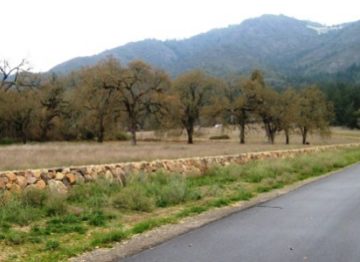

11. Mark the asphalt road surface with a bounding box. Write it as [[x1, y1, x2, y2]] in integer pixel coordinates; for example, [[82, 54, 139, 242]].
[[121, 163, 360, 262]]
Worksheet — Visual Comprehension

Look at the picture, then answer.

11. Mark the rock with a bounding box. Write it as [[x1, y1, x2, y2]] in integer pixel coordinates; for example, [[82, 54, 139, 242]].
[[47, 171, 56, 179], [48, 180, 68, 195], [9, 183, 21, 192], [24, 171, 37, 184], [66, 173, 76, 184], [40, 172, 50, 182], [55, 172, 65, 180], [75, 172, 85, 184], [84, 174, 94, 182], [104, 170, 113, 181], [33, 170, 42, 178], [5, 172, 17, 181], [35, 180, 46, 190], [26, 176, 37, 184], [0, 178, 6, 189], [16, 176, 27, 188]]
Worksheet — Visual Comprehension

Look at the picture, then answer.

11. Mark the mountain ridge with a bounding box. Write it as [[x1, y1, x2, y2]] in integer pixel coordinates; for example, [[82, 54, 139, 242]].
[[50, 14, 360, 84]]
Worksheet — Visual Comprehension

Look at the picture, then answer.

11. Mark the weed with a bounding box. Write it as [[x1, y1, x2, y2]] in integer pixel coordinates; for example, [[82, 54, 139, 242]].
[[176, 206, 209, 218], [44, 195, 68, 216], [67, 179, 121, 208], [91, 229, 128, 247], [21, 188, 49, 208], [45, 240, 60, 250], [112, 185, 155, 212], [131, 217, 176, 234]]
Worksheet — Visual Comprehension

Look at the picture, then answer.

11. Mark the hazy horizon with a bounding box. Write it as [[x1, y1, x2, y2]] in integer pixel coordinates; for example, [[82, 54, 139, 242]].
[[1, 0, 359, 72]]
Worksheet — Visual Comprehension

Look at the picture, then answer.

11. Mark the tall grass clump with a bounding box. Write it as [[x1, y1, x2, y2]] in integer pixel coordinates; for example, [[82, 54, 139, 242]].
[[0, 191, 43, 226], [112, 185, 155, 212], [67, 178, 122, 208]]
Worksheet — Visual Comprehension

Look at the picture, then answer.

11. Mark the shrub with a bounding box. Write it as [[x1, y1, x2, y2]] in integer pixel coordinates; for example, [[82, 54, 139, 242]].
[[146, 173, 198, 207], [44, 195, 68, 216], [115, 132, 130, 141], [209, 135, 230, 140], [5, 231, 26, 245], [67, 179, 122, 208], [0, 137, 17, 145], [21, 188, 49, 208], [87, 210, 109, 226], [0, 194, 43, 225], [112, 185, 155, 212]]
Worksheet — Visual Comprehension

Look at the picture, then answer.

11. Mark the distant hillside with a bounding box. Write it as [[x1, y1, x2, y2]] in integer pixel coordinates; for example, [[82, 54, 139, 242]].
[[50, 14, 360, 85]]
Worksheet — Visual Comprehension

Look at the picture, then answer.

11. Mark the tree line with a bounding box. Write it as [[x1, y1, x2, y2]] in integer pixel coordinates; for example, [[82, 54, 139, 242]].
[[0, 57, 335, 145]]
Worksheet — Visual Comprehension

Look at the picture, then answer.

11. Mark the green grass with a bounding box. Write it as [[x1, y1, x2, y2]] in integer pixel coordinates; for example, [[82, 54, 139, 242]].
[[91, 229, 128, 247], [0, 147, 360, 261]]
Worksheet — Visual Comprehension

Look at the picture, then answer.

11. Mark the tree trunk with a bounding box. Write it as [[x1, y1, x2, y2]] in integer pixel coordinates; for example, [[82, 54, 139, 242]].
[[22, 135, 27, 144], [302, 127, 308, 145], [269, 130, 275, 144], [186, 126, 194, 144], [239, 119, 245, 144], [264, 123, 271, 143], [285, 129, 290, 145], [40, 128, 48, 142], [97, 116, 105, 143], [130, 120, 137, 146], [21, 126, 27, 144], [130, 130, 137, 145]]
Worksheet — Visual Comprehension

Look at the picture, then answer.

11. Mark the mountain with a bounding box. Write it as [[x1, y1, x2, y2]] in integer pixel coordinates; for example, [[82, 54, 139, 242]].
[[50, 15, 360, 85]]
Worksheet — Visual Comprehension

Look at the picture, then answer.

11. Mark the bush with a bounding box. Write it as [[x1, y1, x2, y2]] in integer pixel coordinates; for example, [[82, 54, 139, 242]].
[[112, 186, 155, 212], [145, 173, 199, 207], [0, 137, 17, 145], [44, 195, 68, 216], [4, 231, 26, 245], [83, 131, 95, 141], [115, 132, 130, 141], [21, 188, 49, 208], [67, 179, 122, 208], [209, 135, 230, 140], [0, 194, 43, 225], [86, 210, 109, 226]]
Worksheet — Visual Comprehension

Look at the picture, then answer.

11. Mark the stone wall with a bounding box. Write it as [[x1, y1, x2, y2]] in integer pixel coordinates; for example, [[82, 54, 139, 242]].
[[1, 143, 359, 193]]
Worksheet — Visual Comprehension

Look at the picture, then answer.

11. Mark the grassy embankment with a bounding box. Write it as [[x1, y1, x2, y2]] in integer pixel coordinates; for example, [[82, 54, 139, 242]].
[[0, 147, 360, 261]]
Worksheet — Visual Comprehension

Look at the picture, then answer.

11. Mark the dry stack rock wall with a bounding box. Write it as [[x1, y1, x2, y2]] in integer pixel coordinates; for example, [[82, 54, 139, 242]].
[[1, 144, 359, 193]]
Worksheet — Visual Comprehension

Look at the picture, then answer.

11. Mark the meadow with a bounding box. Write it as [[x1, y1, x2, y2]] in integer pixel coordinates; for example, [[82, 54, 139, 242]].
[[0, 126, 359, 171]]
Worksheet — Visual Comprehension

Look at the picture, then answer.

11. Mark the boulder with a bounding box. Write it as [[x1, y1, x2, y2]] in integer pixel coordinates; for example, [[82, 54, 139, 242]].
[[33, 170, 42, 178], [5, 172, 17, 182], [66, 173, 76, 184], [0, 178, 6, 189], [48, 180, 68, 195], [75, 172, 85, 184], [55, 172, 65, 180], [35, 180, 46, 190], [104, 170, 114, 181], [9, 183, 21, 192], [16, 176, 27, 188]]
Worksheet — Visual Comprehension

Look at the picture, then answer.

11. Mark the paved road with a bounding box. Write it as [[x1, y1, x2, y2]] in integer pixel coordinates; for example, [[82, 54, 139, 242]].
[[122, 164, 360, 262]]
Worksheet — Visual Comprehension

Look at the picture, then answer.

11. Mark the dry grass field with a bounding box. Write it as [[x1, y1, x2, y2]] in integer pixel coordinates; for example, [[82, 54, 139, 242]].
[[0, 126, 359, 171]]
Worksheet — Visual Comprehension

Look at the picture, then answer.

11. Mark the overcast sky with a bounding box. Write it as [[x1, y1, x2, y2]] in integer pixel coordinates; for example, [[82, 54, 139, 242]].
[[1, 0, 359, 72]]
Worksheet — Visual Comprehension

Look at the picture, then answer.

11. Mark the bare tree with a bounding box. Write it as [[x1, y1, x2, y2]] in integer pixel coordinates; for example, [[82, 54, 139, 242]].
[[0, 59, 31, 91]]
